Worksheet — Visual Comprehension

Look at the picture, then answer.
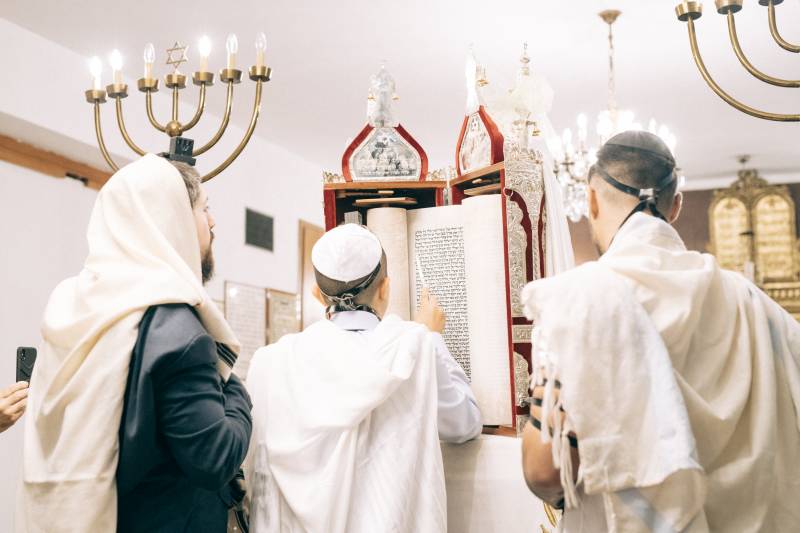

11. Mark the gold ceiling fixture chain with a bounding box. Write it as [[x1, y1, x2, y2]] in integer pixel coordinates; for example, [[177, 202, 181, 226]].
[[674, 0, 800, 121], [599, 9, 621, 119]]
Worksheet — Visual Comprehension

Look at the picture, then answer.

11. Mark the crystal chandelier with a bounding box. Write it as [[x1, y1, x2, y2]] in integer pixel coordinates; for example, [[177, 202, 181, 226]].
[[550, 10, 678, 222], [84, 33, 271, 182]]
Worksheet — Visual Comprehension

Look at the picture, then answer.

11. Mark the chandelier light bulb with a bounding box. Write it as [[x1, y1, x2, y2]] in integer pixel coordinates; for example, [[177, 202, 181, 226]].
[[577, 113, 588, 143], [226, 33, 239, 69], [618, 110, 635, 132], [198, 35, 212, 72], [597, 111, 613, 140], [89, 56, 103, 90], [143, 43, 155, 79], [255, 32, 267, 68], [562, 128, 573, 152], [546, 135, 564, 162]]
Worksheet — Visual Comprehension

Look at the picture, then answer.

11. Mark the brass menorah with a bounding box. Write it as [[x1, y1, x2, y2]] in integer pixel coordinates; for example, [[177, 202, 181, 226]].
[[675, 0, 799, 122], [84, 34, 271, 181]]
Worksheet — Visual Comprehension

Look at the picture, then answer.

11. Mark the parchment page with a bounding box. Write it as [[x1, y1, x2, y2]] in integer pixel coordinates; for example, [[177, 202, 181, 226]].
[[225, 282, 267, 381], [407, 206, 472, 379], [367, 207, 411, 320], [463, 195, 511, 426]]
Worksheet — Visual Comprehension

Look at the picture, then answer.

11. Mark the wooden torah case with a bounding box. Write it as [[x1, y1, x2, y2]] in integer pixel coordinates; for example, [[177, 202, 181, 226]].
[[451, 140, 548, 432], [323, 123, 446, 229]]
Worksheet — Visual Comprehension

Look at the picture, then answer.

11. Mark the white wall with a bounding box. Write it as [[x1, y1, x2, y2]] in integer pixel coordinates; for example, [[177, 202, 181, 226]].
[[0, 19, 323, 531], [0, 162, 96, 529]]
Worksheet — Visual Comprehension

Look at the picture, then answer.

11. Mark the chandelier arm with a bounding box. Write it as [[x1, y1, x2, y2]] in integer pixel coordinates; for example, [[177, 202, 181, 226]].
[[200, 80, 263, 182], [767, 1, 800, 54], [684, 19, 800, 121], [114, 97, 146, 156], [193, 81, 234, 156], [145, 91, 167, 133], [181, 84, 207, 132], [727, 13, 800, 87], [94, 103, 119, 172]]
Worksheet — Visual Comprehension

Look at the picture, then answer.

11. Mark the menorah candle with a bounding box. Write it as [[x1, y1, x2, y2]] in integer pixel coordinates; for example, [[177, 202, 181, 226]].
[[143, 43, 155, 79], [89, 56, 102, 90], [110, 49, 123, 85], [198, 35, 212, 72], [255, 32, 267, 68], [226, 34, 238, 70]]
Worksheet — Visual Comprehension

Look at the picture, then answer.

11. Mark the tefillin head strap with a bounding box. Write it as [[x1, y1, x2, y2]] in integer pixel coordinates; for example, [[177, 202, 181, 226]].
[[319, 260, 383, 320], [591, 163, 676, 225]]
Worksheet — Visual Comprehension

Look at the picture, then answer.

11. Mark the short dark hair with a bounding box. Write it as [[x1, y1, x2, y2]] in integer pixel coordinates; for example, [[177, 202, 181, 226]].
[[315, 251, 388, 308], [169, 160, 201, 208], [590, 144, 678, 215]]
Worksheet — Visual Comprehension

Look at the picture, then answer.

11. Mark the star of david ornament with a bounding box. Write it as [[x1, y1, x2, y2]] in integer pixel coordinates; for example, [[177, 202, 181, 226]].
[[165, 42, 189, 73]]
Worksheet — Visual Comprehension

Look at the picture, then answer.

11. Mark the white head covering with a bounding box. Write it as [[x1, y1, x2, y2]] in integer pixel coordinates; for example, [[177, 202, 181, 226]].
[[312, 224, 382, 283], [17, 153, 239, 533]]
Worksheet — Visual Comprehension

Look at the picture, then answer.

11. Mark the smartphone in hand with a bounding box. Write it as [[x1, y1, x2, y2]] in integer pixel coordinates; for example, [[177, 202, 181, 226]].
[[16, 347, 37, 383]]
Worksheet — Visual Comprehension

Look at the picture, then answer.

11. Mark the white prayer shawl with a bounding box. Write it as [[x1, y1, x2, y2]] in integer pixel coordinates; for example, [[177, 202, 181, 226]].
[[540, 146, 575, 277], [522, 213, 800, 532], [16, 154, 239, 533], [245, 314, 446, 533]]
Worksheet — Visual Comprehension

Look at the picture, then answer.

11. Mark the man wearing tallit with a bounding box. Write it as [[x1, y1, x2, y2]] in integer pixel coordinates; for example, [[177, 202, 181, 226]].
[[17, 154, 252, 533], [244, 223, 482, 533], [521, 131, 800, 532]]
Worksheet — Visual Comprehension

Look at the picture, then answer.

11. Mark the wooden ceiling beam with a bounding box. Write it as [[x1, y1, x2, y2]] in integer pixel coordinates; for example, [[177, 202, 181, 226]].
[[0, 134, 111, 190]]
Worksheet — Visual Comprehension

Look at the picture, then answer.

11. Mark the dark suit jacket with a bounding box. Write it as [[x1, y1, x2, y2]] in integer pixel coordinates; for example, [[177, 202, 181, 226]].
[[117, 304, 252, 533]]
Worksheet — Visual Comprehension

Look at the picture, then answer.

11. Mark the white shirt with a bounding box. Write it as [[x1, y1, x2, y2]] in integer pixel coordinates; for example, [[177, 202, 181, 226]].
[[330, 310, 482, 443]]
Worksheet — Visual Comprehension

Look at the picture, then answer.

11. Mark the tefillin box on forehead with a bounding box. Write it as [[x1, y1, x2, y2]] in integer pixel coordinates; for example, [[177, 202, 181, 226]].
[[448, 45, 549, 433], [321, 51, 550, 435], [322, 64, 445, 229]]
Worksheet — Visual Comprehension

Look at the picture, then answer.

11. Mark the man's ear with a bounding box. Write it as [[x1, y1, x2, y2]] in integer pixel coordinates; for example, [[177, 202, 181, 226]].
[[588, 183, 600, 220], [379, 277, 390, 301], [311, 284, 327, 307], [668, 192, 683, 224]]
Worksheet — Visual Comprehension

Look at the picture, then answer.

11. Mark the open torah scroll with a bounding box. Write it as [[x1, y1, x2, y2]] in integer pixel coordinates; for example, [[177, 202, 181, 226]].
[[367, 195, 511, 425]]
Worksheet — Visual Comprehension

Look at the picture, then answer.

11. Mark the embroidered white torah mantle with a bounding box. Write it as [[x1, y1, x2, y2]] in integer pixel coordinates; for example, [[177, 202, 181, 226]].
[[16, 154, 239, 533], [246, 315, 446, 533], [522, 213, 800, 532]]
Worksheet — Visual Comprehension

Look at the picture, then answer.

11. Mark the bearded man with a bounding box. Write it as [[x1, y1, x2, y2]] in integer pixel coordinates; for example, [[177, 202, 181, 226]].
[[17, 154, 251, 533]]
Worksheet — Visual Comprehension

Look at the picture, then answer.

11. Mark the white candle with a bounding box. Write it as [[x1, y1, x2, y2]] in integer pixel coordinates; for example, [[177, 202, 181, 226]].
[[109, 49, 123, 85], [89, 56, 102, 90], [143, 43, 155, 79], [226, 34, 238, 70], [198, 35, 212, 72], [255, 32, 267, 68]]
